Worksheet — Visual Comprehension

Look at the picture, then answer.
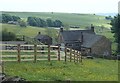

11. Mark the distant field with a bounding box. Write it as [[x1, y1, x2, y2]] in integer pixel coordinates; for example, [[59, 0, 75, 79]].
[[2, 12, 111, 28], [4, 59, 118, 81], [1, 23, 46, 37]]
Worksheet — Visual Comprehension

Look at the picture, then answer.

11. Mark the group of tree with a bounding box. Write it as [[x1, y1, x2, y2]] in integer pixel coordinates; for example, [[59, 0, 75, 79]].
[[1, 14, 27, 27], [105, 16, 113, 20], [27, 17, 63, 27], [1, 14, 63, 28], [111, 14, 120, 54], [27, 17, 47, 27], [46, 18, 63, 27], [1, 14, 21, 23]]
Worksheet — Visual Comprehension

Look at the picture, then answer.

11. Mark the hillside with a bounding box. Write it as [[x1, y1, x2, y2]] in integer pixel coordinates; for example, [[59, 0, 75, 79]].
[[1, 23, 46, 37], [2, 12, 111, 28]]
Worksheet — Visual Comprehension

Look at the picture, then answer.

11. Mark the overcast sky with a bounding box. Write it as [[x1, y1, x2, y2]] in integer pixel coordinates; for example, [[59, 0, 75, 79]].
[[0, 0, 119, 13]]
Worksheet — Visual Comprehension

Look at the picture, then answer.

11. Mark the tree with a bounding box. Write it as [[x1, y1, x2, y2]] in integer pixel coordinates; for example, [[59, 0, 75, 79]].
[[18, 20, 27, 27], [105, 16, 113, 20], [2, 29, 16, 41], [40, 19, 47, 27], [110, 14, 120, 54], [2, 14, 21, 23], [53, 20, 63, 27], [46, 18, 53, 27], [2, 14, 13, 23], [27, 17, 63, 28], [27, 17, 47, 27], [12, 15, 21, 21], [27, 17, 37, 26]]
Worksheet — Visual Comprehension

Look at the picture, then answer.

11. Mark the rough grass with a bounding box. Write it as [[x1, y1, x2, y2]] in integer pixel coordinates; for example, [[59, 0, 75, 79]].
[[4, 58, 118, 81]]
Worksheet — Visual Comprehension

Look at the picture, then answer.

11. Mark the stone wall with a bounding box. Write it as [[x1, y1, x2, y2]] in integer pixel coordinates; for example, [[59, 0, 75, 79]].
[[91, 36, 111, 57]]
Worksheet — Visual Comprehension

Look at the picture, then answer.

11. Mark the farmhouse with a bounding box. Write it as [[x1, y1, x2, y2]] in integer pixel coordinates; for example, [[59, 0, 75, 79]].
[[35, 32, 52, 45], [58, 25, 111, 57]]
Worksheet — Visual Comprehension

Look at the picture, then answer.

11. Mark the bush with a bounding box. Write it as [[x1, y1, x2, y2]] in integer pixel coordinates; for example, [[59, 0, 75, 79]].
[[18, 20, 27, 27], [1, 29, 16, 41]]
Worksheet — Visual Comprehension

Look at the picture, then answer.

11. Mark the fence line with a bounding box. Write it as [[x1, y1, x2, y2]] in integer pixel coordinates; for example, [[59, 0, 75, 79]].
[[64, 47, 82, 63], [1, 44, 82, 63]]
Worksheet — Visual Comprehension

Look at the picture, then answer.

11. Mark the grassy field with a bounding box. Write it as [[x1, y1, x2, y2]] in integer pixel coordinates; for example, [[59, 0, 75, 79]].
[[4, 59, 118, 81], [1, 23, 46, 37], [2, 12, 111, 28]]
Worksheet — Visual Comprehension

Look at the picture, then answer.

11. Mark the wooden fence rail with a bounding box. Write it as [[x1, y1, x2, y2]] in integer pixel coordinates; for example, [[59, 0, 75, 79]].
[[1, 44, 61, 62], [64, 47, 82, 63], [1, 44, 82, 63]]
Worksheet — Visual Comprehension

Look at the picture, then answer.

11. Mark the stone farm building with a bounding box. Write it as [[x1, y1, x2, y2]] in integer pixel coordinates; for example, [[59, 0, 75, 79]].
[[35, 32, 52, 45], [58, 25, 111, 57]]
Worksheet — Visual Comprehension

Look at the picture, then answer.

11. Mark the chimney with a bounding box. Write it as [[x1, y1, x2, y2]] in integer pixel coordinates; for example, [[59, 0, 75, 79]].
[[38, 32, 41, 35], [91, 24, 94, 32], [60, 27, 63, 32], [81, 32, 83, 43]]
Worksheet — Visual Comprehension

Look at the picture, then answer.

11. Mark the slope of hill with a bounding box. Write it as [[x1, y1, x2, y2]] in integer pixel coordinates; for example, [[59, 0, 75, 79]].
[[2, 12, 111, 28], [1, 23, 46, 37]]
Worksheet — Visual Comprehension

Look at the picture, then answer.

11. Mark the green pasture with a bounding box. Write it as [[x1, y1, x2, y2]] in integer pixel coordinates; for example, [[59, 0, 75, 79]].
[[4, 59, 118, 81], [1, 23, 46, 37], [2, 12, 111, 28]]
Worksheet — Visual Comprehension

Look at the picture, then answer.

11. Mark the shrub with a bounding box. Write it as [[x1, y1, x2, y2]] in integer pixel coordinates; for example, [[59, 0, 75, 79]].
[[18, 20, 27, 27], [1, 29, 16, 41]]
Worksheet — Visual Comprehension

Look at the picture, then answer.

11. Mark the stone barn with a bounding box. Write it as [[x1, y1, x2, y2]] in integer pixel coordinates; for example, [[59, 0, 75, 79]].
[[35, 32, 52, 45], [58, 26, 111, 57]]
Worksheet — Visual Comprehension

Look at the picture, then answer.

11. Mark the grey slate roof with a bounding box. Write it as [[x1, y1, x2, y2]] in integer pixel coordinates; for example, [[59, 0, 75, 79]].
[[82, 33, 102, 48], [61, 30, 95, 41], [60, 30, 103, 48], [35, 34, 51, 39]]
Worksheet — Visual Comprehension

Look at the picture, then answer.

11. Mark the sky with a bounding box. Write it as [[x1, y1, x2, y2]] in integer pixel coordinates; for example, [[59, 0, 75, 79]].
[[0, 0, 119, 13]]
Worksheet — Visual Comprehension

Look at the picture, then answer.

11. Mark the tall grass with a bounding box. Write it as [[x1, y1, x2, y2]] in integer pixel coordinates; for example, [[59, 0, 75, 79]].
[[4, 59, 118, 81]]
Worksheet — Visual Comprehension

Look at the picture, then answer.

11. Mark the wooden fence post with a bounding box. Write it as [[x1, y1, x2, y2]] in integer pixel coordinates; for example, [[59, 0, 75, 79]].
[[77, 51, 79, 63], [79, 51, 80, 63], [79, 51, 82, 63], [58, 45, 60, 61], [64, 46, 67, 62], [70, 48, 72, 62], [81, 53, 82, 63], [2, 61, 4, 73], [34, 44, 37, 63], [48, 45, 50, 62], [74, 50, 76, 62], [17, 44, 21, 63]]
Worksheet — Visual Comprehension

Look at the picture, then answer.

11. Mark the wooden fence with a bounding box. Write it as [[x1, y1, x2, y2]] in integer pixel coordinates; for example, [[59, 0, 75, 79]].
[[0, 44, 82, 63], [64, 47, 82, 63]]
